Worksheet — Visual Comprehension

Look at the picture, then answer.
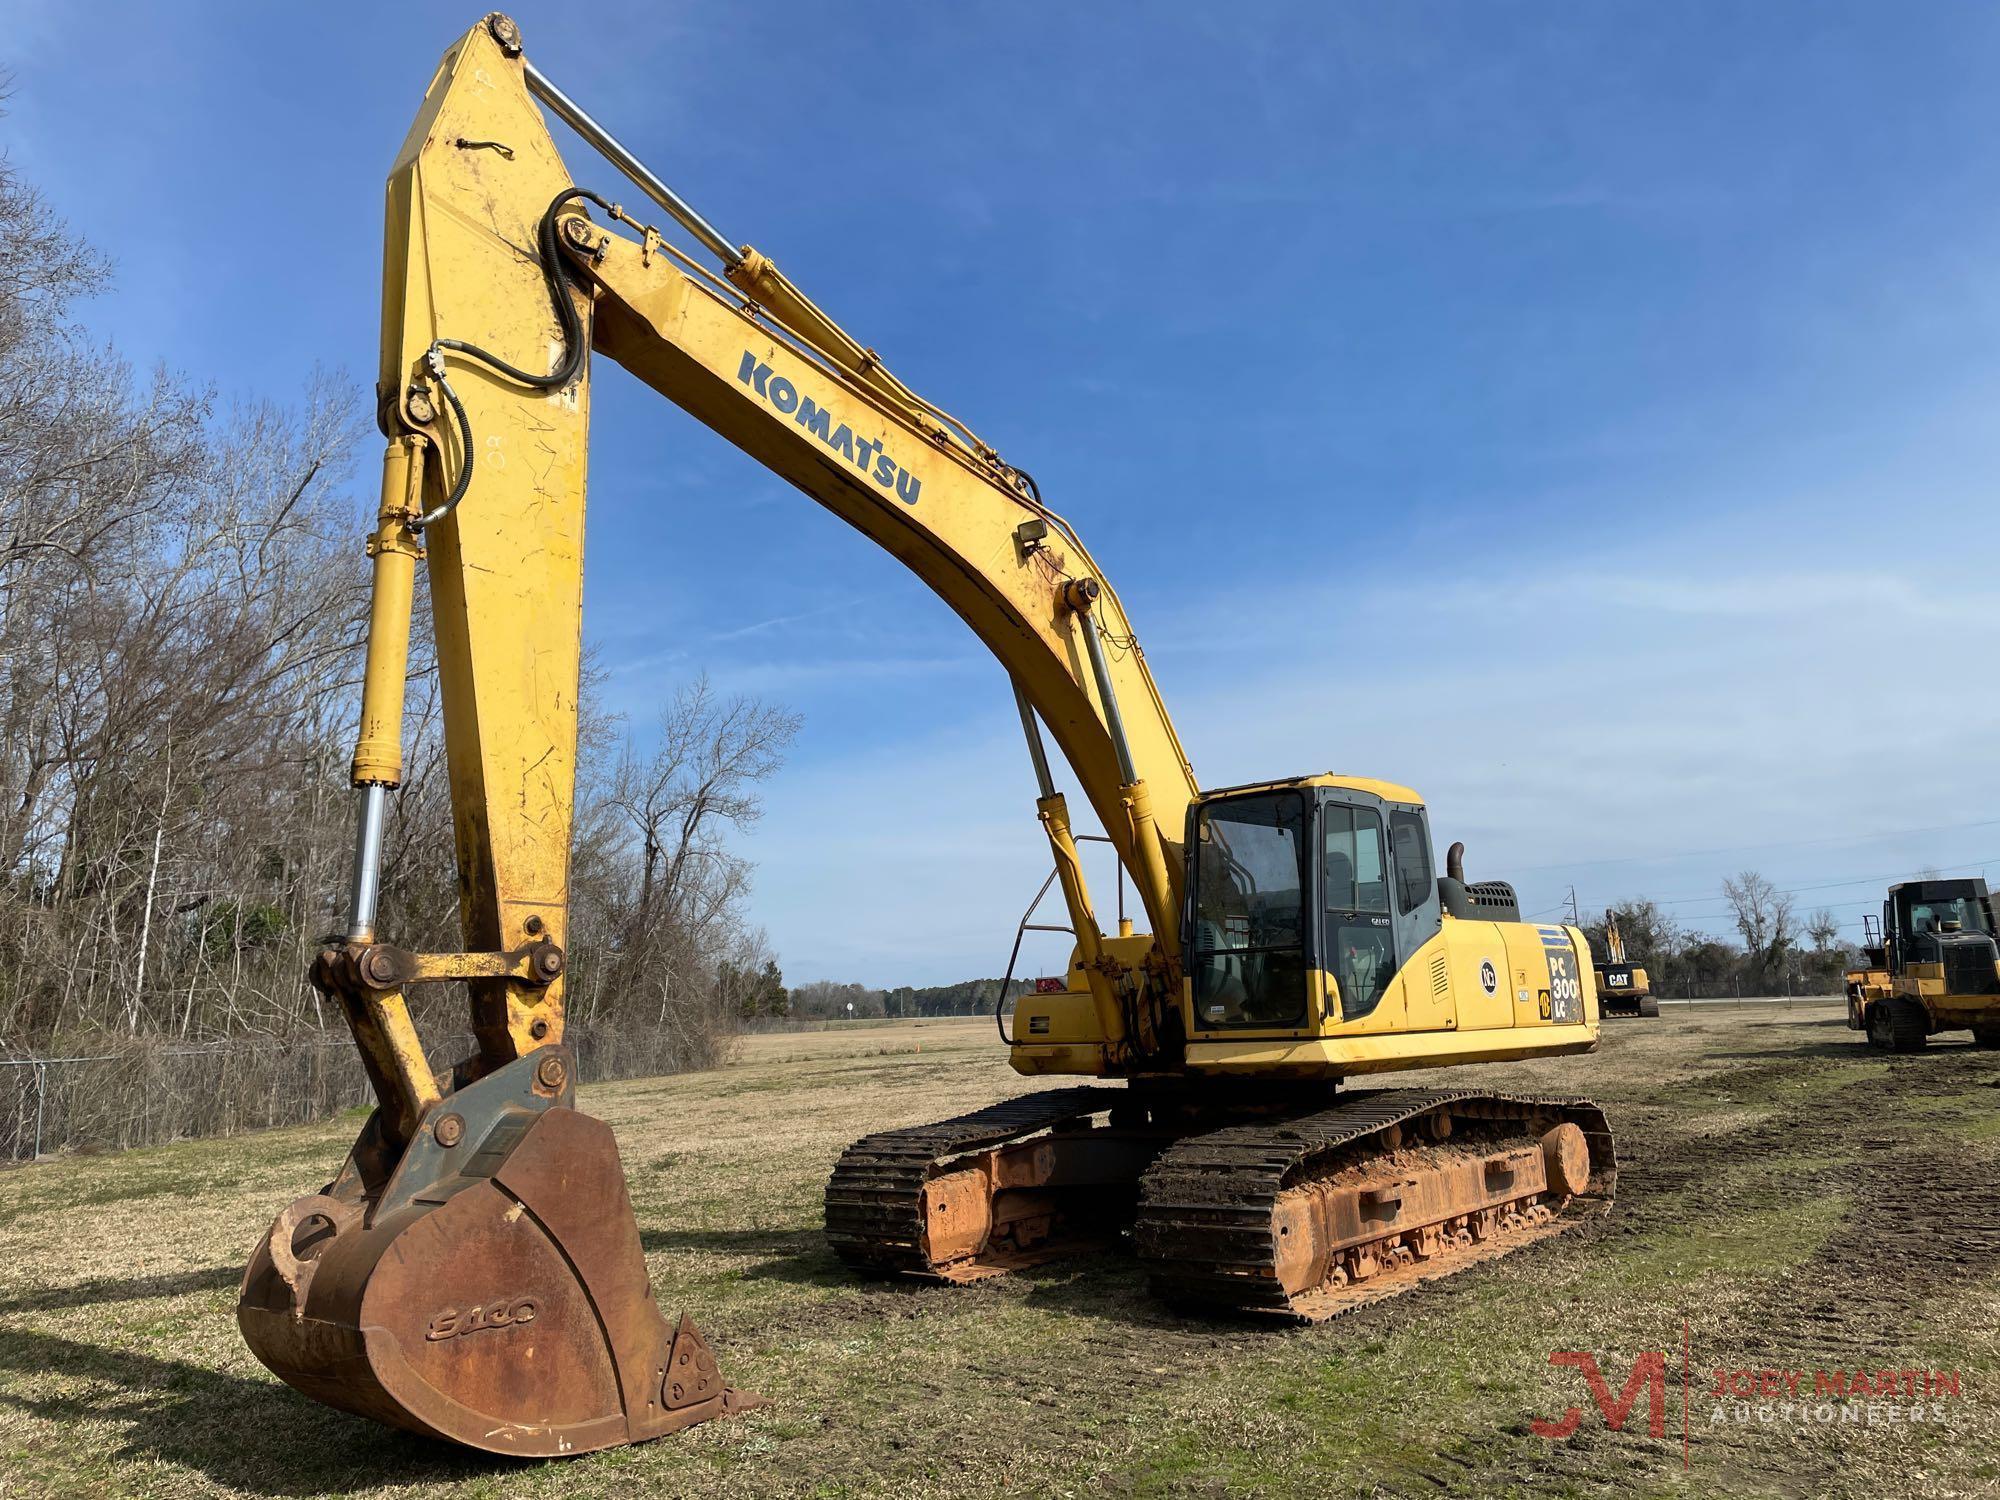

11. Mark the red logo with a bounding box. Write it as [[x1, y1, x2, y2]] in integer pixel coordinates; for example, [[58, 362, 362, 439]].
[[1532, 1350, 1668, 1439]]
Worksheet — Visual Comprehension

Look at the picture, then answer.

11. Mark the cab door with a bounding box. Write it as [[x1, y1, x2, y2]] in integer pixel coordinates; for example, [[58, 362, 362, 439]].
[[1321, 800, 1395, 1020]]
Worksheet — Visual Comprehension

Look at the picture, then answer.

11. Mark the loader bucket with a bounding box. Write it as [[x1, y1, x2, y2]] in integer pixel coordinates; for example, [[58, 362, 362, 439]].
[[237, 1047, 759, 1456]]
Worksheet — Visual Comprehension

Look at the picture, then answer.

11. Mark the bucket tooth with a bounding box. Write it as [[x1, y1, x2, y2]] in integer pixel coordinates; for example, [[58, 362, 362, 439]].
[[236, 1048, 758, 1455]]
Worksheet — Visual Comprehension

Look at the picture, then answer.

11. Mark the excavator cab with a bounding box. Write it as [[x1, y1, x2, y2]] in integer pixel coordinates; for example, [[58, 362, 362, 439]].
[[1008, 769, 1598, 1080], [1187, 783, 1438, 1028]]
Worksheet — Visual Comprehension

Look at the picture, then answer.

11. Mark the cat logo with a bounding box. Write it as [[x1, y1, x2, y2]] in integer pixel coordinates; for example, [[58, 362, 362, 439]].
[[1478, 959, 1498, 997]]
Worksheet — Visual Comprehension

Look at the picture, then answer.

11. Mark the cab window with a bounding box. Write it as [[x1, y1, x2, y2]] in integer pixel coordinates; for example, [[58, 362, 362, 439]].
[[1324, 803, 1393, 1020], [1910, 897, 1989, 935], [1189, 792, 1308, 1028], [1323, 804, 1387, 913], [1389, 811, 1432, 914]]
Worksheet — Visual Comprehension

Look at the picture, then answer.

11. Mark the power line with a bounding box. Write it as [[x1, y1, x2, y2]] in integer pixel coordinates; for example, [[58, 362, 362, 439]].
[[1593, 855, 1997, 910], [1676, 895, 1883, 921], [1511, 815, 2000, 876]]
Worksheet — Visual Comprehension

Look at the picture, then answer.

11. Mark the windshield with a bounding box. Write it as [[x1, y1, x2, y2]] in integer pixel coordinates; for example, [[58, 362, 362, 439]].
[[1189, 792, 1307, 1027], [1909, 895, 1991, 935]]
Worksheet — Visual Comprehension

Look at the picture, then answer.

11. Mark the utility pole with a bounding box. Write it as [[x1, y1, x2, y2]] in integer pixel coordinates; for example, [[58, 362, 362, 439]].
[[1565, 885, 1581, 926]]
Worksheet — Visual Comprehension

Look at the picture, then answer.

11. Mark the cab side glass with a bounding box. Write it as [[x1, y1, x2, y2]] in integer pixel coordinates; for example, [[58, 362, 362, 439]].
[[1325, 803, 1393, 1020], [1389, 811, 1431, 914]]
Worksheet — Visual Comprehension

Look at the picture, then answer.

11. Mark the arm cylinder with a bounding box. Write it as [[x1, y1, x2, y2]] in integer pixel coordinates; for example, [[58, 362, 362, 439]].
[[523, 60, 740, 266]]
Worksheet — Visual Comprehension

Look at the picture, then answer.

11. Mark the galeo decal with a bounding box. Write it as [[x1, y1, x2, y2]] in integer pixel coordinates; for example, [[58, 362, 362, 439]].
[[426, 1296, 539, 1341], [736, 352, 922, 506]]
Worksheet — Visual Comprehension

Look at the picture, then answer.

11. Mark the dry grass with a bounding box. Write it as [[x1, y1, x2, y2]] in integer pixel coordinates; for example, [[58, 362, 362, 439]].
[[1, 1003, 1996, 1499]]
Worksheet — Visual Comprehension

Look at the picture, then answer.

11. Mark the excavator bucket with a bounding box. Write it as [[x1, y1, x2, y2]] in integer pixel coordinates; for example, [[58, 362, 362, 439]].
[[237, 1047, 759, 1456]]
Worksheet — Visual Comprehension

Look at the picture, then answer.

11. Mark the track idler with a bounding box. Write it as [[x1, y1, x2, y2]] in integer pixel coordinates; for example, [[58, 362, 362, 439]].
[[237, 1047, 759, 1456]]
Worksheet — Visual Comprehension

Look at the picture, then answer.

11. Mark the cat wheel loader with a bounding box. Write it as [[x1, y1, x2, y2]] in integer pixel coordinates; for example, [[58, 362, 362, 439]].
[[1591, 909, 1657, 1017], [238, 13, 1616, 1455], [1845, 879, 2000, 1051]]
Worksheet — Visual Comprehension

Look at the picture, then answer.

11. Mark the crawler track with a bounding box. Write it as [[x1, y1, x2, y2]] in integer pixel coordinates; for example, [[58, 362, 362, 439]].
[[1136, 1089, 1616, 1321], [824, 1086, 1129, 1279]]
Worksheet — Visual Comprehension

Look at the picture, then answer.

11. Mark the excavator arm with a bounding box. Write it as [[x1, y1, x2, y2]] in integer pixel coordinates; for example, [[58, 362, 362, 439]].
[[363, 14, 1198, 1098], [239, 13, 1202, 1454]]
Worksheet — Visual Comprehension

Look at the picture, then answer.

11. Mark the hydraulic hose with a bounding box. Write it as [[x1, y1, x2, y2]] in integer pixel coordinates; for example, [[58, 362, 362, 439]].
[[415, 186, 613, 528]]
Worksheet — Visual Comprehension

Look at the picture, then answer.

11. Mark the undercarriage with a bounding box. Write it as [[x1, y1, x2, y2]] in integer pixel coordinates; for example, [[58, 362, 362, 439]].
[[826, 1086, 1616, 1319]]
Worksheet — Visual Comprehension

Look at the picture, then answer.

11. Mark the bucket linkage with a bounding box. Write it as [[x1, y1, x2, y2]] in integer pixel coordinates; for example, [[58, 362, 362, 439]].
[[239, 979, 759, 1455]]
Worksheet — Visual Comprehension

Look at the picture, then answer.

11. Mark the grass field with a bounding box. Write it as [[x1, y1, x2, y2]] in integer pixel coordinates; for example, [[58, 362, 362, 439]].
[[1, 1003, 1996, 1499]]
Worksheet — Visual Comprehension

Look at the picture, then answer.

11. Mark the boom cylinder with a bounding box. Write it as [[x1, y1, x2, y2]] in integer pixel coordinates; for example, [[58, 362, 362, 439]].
[[1076, 600, 1138, 786], [1073, 595, 1181, 968], [1014, 681, 1127, 1054], [1013, 679, 1057, 800], [1037, 793, 1127, 1053]]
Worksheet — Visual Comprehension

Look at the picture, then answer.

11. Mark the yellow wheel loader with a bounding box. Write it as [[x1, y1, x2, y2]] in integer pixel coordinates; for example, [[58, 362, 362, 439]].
[[238, 13, 1616, 1455], [1845, 879, 2000, 1051], [1591, 909, 1658, 1017]]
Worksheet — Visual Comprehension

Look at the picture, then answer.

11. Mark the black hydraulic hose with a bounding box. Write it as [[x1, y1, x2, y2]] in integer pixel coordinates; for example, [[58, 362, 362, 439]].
[[415, 186, 615, 529], [436, 186, 609, 389]]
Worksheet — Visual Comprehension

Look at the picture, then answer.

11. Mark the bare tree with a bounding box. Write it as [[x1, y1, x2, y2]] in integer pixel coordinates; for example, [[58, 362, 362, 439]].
[[557, 676, 801, 1067], [609, 676, 800, 932], [0, 137, 802, 1152], [1722, 870, 1795, 985], [1806, 907, 1840, 953]]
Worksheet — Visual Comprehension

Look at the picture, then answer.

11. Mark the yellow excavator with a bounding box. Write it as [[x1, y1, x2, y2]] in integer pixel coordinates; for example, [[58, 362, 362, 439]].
[[1591, 909, 1658, 1017], [238, 14, 1615, 1456]]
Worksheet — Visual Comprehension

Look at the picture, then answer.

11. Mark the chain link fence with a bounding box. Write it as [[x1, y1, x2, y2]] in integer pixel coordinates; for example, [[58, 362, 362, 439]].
[[0, 1021, 734, 1163], [0, 1038, 367, 1162]]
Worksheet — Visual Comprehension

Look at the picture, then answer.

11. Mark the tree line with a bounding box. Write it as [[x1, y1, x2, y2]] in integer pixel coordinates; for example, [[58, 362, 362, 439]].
[[793, 870, 1868, 1020], [0, 146, 796, 1153], [1582, 870, 1855, 997]]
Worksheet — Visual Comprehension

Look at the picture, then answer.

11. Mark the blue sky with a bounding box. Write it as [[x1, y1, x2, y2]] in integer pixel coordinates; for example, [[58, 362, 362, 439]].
[[10, 1, 2000, 983]]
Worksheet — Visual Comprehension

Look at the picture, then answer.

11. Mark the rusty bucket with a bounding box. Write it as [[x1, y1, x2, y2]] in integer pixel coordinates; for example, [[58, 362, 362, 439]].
[[237, 1047, 758, 1456]]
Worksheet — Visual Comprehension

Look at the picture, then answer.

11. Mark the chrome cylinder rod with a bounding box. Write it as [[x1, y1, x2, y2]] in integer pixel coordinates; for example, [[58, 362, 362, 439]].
[[1012, 680, 1056, 800], [345, 784, 390, 944], [1077, 606, 1139, 786], [524, 60, 741, 267]]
